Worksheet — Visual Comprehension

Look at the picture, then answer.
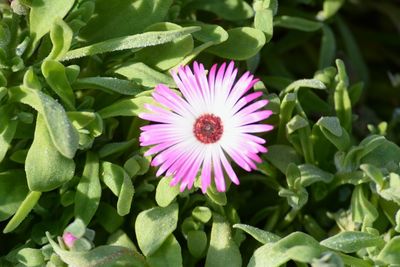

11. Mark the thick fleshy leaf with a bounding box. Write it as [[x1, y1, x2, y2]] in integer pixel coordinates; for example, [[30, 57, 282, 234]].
[[183, 22, 228, 44], [74, 152, 101, 225], [135, 22, 194, 71], [9, 86, 79, 158], [98, 96, 155, 118], [73, 77, 142, 96], [187, 0, 254, 21], [155, 177, 180, 208], [377, 236, 400, 264], [274, 16, 323, 32], [41, 60, 75, 110], [25, 115, 75, 192], [146, 235, 182, 267], [207, 27, 266, 60], [62, 27, 200, 61], [46, 18, 73, 61], [0, 170, 28, 222], [113, 62, 176, 88], [79, 0, 173, 42], [248, 232, 323, 267], [233, 224, 280, 244], [254, 8, 273, 42], [187, 230, 207, 258], [135, 203, 178, 256], [320, 231, 384, 253], [100, 162, 134, 216], [264, 145, 302, 174], [29, 0, 75, 49], [3, 191, 42, 233], [205, 214, 241, 267], [0, 105, 18, 162], [47, 232, 143, 267]]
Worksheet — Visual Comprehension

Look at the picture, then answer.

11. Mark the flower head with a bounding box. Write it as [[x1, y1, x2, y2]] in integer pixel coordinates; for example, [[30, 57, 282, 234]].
[[62, 232, 77, 248], [139, 61, 273, 193]]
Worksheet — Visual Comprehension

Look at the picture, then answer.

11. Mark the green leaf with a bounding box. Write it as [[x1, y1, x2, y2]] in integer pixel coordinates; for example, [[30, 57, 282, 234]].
[[25, 114, 75, 192], [98, 138, 137, 158], [286, 163, 301, 188], [206, 184, 227, 206], [147, 235, 183, 267], [3, 191, 42, 233], [114, 62, 176, 88], [316, 117, 350, 151], [107, 230, 139, 252], [62, 26, 200, 61], [0, 106, 18, 162], [73, 77, 143, 96], [317, 0, 345, 20], [23, 67, 41, 91], [67, 111, 97, 131], [124, 157, 141, 177], [274, 16, 323, 32], [206, 27, 266, 60], [233, 224, 280, 244], [205, 214, 241, 267], [299, 164, 334, 186], [248, 232, 323, 267], [184, 22, 229, 44], [74, 152, 101, 225], [192, 206, 212, 224], [29, 0, 75, 49], [0, 170, 28, 221], [155, 177, 180, 208], [264, 145, 302, 174], [47, 232, 141, 267], [351, 185, 378, 225], [96, 203, 124, 233], [376, 173, 400, 205], [135, 203, 178, 256], [361, 137, 400, 169], [286, 115, 309, 135], [41, 60, 76, 110], [360, 164, 385, 189], [320, 231, 384, 253], [46, 18, 73, 61], [0, 86, 7, 100], [135, 22, 194, 71], [117, 174, 135, 217], [16, 248, 45, 266], [378, 236, 400, 264], [187, 230, 207, 258], [319, 26, 336, 69], [188, 0, 254, 21], [254, 8, 274, 42], [79, 0, 173, 42], [64, 218, 86, 238], [334, 59, 352, 132], [280, 79, 326, 95], [9, 86, 79, 158], [98, 96, 156, 119]]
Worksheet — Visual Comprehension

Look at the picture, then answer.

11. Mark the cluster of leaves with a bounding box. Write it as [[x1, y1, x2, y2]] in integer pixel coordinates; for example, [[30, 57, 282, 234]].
[[0, 0, 399, 266]]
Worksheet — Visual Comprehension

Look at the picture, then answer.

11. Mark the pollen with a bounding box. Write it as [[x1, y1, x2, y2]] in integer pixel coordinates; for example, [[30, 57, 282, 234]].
[[193, 114, 223, 144]]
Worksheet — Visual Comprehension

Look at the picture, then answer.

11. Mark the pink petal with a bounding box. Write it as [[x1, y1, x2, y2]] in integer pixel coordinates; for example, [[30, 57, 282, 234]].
[[218, 147, 239, 185], [238, 124, 274, 133], [212, 148, 226, 192], [201, 150, 212, 193]]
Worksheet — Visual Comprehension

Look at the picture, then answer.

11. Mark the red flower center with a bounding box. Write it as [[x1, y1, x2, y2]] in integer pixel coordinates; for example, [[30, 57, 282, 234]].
[[193, 114, 223, 144]]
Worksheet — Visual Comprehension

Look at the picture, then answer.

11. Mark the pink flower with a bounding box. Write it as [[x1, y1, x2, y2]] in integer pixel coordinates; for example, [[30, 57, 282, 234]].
[[139, 62, 273, 193], [62, 232, 77, 248]]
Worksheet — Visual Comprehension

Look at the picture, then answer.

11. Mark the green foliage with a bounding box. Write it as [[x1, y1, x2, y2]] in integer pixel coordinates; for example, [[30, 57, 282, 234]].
[[0, 0, 400, 266]]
